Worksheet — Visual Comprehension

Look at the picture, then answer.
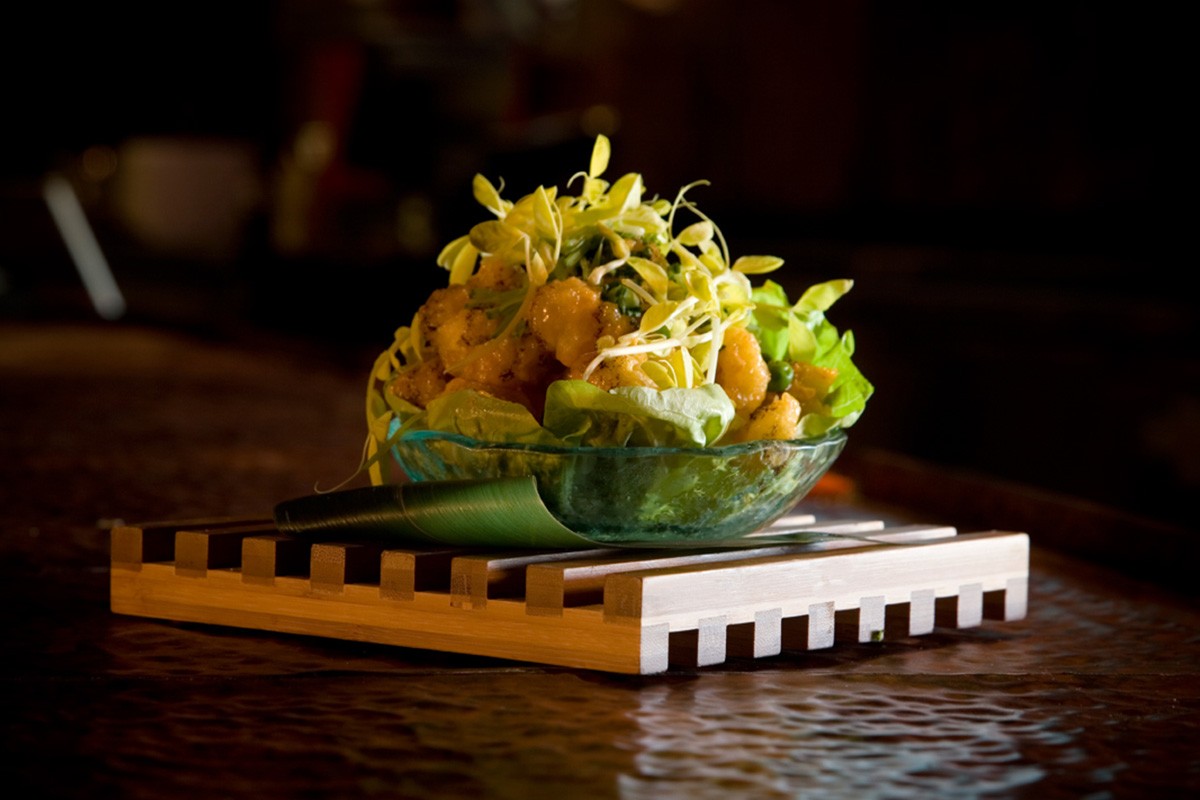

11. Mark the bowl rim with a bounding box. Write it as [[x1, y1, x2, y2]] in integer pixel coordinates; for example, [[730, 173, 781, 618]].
[[392, 427, 848, 457]]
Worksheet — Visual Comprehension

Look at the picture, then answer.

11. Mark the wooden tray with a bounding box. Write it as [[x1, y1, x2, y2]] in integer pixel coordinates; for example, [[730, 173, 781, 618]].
[[109, 513, 1029, 674]]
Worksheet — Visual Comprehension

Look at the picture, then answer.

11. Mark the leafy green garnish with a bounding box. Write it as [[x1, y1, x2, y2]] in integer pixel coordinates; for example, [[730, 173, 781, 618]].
[[750, 279, 874, 437], [543, 381, 734, 447], [382, 380, 734, 451]]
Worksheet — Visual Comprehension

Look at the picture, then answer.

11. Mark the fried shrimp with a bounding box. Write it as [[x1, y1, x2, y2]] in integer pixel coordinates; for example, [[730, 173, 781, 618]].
[[386, 356, 448, 408], [716, 325, 771, 417], [528, 277, 604, 370], [734, 391, 801, 442]]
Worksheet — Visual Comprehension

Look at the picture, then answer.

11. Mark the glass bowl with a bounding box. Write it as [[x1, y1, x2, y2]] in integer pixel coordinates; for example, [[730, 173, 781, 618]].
[[389, 429, 847, 543]]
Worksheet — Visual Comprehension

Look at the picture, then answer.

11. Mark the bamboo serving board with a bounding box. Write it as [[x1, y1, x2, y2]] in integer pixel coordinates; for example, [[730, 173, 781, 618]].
[[109, 514, 1029, 674]]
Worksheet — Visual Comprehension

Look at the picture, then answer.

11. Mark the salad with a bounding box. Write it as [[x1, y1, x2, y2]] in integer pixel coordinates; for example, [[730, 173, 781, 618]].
[[365, 135, 871, 484]]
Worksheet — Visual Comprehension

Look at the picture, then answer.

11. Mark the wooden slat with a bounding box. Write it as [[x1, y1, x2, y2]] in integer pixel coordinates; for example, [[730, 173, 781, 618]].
[[526, 545, 816, 617], [744, 518, 887, 537], [111, 516, 270, 570], [449, 549, 612, 610], [525, 524, 958, 616], [762, 511, 818, 529], [242, 535, 311, 585], [379, 549, 459, 601], [175, 524, 277, 577], [850, 523, 958, 543], [310, 542, 384, 594], [909, 588, 938, 635], [602, 531, 1028, 633], [526, 547, 808, 617], [935, 582, 985, 629], [995, 576, 1028, 621], [883, 588, 938, 638], [779, 602, 838, 650], [835, 594, 888, 643], [668, 614, 728, 668]]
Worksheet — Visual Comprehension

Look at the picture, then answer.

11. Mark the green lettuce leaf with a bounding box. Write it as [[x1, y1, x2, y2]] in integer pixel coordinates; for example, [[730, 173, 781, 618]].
[[797, 328, 873, 436], [750, 278, 873, 436], [417, 391, 561, 445], [542, 380, 735, 447], [384, 380, 735, 450], [749, 280, 792, 363]]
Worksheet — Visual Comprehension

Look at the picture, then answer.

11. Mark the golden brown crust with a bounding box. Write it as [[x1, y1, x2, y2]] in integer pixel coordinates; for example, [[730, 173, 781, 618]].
[[715, 325, 770, 416]]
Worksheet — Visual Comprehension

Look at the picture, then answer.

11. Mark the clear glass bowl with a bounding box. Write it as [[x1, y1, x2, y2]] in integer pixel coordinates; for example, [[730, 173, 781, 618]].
[[390, 430, 847, 543]]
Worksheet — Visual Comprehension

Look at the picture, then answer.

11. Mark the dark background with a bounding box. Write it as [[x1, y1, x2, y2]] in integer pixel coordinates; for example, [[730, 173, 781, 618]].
[[2, 1, 1193, 527]]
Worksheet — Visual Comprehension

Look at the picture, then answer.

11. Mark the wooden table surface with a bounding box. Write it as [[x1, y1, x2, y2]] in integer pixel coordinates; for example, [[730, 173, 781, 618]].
[[3, 321, 1197, 799]]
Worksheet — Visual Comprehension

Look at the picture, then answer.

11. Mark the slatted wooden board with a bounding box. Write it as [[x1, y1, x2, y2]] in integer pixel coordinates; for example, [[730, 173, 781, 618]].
[[109, 513, 1029, 674]]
